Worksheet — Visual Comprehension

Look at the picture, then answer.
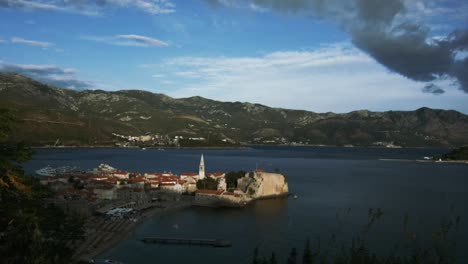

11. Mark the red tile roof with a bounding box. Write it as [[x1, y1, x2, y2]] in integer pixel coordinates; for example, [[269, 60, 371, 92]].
[[146, 173, 163, 177], [160, 182, 176, 186], [222, 192, 241, 197], [128, 177, 146, 183]]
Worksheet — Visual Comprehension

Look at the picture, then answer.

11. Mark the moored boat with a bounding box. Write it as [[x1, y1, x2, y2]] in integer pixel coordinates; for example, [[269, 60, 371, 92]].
[[35, 165, 79, 177]]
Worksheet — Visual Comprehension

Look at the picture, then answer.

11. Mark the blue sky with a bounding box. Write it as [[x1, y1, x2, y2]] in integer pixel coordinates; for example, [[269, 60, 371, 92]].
[[0, 0, 467, 113]]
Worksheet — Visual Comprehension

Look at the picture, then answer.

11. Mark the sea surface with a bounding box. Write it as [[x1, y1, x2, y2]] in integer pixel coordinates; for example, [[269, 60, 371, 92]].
[[24, 146, 468, 264]]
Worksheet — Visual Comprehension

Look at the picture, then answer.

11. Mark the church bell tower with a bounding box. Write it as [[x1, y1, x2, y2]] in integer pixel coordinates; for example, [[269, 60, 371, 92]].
[[199, 154, 205, 180]]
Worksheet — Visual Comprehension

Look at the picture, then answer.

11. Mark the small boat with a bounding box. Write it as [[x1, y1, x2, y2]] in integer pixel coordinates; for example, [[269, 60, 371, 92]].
[[35, 165, 79, 177], [35, 166, 55, 177], [141, 148, 146, 150], [293, 195, 298, 199]]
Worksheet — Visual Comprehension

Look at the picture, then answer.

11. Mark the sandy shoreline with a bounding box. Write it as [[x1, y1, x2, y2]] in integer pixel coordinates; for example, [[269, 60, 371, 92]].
[[75, 201, 193, 262]]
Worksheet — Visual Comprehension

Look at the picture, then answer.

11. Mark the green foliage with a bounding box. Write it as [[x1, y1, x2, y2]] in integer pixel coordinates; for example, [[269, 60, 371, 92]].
[[0, 109, 84, 263], [270, 252, 278, 264], [68, 176, 84, 190], [441, 146, 468, 160], [287, 248, 298, 264], [196, 177, 218, 190], [253, 248, 279, 264], [252, 247, 259, 264], [225, 170, 246, 189], [0, 108, 15, 141], [302, 239, 313, 264]]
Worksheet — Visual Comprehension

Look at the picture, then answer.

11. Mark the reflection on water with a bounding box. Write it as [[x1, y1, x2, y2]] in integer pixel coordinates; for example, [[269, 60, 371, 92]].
[[252, 198, 288, 218]]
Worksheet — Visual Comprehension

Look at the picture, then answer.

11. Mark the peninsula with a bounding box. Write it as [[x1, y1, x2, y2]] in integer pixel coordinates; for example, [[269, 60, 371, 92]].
[[37, 154, 289, 260]]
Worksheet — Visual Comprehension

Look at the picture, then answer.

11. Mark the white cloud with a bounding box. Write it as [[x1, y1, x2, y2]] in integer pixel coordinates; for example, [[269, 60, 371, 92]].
[[82, 34, 168, 47], [248, 3, 268, 13], [157, 44, 467, 113], [11, 37, 53, 48], [115, 34, 168, 47], [0, 0, 175, 16], [131, 0, 175, 14], [0, 0, 63, 11]]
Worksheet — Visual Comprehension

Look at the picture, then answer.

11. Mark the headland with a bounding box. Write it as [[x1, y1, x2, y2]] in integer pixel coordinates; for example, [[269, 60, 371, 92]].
[[37, 154, 289, 262]]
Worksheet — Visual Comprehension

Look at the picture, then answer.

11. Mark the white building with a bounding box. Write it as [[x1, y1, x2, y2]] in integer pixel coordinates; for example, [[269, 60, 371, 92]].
[[160, 183, 184, 194], [180, 172, 199, 180], [113, 171, 130, 179], [217, 177, 227, 191]]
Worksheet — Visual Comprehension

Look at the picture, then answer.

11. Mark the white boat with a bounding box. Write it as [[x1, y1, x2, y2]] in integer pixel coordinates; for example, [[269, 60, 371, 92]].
[[35, 165, 78, 177], [94, 163, 117, 173]]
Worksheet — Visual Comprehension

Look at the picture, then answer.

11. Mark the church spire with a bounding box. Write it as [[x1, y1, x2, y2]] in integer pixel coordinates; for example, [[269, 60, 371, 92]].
[[199, 154, 205, 179]]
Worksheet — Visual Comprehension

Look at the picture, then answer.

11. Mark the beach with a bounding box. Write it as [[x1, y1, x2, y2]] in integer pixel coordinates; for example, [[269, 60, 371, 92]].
[[74, 200, 193, 262]]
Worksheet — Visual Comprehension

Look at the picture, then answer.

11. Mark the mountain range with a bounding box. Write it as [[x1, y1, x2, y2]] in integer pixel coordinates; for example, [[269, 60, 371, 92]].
[[1, 73, 467, 147]]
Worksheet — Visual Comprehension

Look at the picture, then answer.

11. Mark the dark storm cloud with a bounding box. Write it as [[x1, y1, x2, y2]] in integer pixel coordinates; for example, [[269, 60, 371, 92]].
[[351, 23, 468, 92], [0, 62, 93, 90], [206, 0, 468, 93], [422, 83, 445, 95]]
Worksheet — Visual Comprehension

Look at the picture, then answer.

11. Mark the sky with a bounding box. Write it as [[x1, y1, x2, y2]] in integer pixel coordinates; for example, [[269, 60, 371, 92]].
[[0, 0, 467, 113]]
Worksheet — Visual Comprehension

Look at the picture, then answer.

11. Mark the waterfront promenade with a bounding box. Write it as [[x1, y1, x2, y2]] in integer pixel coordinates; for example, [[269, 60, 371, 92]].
[[74, 200, 192, 262]]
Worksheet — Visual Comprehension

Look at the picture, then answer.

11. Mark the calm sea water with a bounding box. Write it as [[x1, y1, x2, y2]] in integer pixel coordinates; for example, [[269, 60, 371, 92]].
[[24, 146, 468, 263]]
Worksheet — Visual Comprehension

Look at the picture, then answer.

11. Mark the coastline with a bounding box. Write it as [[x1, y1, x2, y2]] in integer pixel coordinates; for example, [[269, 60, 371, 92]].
[[30, 143, 453, 150], [77, 194, 291, 262], [379, 158, 468, 164], [32, 145, 251, 150], [75, 201, 193, 262]]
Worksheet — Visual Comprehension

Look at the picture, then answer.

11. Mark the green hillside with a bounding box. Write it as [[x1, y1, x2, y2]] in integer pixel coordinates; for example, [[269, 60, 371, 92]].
[[1, 73, 468, 147]]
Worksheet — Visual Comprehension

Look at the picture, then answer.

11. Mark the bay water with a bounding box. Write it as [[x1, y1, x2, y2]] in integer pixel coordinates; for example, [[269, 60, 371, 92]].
[[24, 146, 468, 263]]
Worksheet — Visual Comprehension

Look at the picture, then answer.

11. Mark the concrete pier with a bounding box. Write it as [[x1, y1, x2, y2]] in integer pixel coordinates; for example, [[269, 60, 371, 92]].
[[141, 237, 232, 247]]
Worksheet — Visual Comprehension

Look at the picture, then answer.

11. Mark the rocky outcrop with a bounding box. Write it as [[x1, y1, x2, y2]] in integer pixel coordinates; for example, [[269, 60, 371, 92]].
[[237, 171, 289, 199]]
